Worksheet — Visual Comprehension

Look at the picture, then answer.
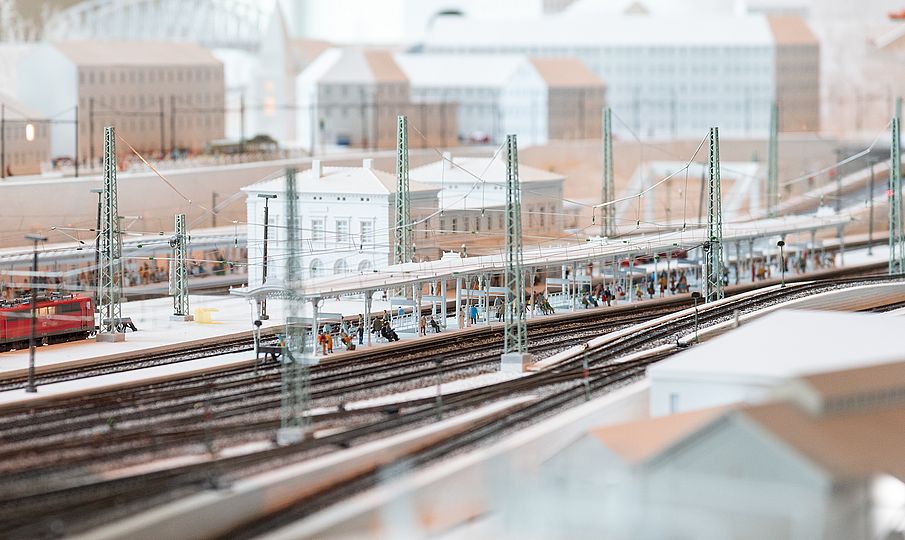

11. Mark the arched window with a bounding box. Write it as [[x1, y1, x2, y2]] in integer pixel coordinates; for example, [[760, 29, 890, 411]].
[[309, 258, 322, 277], [358, 260, 372, 273], [333, 259, 348, 275]]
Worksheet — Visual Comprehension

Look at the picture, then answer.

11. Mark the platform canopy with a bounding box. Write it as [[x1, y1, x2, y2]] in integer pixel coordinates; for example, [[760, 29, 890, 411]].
[[231, 214, 851, 302]]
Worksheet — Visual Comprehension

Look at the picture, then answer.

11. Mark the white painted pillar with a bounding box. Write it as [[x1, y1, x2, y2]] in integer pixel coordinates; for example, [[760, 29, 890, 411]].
[[440, 278, 448, 329], [455, 276, 462, 329], [364, 292, 372, 347]]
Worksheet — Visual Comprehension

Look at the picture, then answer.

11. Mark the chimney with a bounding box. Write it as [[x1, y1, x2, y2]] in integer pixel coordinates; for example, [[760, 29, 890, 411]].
[[311, 159, 322, 178], [362, 158, 374, 169]]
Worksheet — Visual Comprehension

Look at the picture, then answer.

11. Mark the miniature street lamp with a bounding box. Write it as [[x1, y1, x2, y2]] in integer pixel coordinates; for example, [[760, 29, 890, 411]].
[[777, 240, 786, 288], [25, 233, 48, 393], [257, 193, 277, 320]]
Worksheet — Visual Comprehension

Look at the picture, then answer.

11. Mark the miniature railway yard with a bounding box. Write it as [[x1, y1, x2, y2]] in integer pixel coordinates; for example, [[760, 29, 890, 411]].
[[0, 258, 902, 538]]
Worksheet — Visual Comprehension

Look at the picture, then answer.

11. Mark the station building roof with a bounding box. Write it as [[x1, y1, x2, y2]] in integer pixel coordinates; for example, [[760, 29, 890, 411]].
[[409, 154, 564, 185], [48, 41, 222, 66], [241, 159, 438, 197], [648, 310, 905, 387]]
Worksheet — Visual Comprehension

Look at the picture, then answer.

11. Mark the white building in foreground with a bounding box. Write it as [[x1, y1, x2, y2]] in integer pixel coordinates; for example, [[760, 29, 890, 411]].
[[242, 158, 439, 284], [648, 310, 905, 416]]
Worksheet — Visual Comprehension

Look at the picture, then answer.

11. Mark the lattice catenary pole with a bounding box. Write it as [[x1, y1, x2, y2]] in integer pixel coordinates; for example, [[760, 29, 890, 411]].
[[503, 134, 528, 355], [279, 166, 314, 446], [704, 127, 725, 303], [601, 107, 616, 237], [97, 126, 124, 340], [394, 115, 412, 265], [171, 213, 190, 318], [767, 102, 779, 218], [889, 118, 905, 275]]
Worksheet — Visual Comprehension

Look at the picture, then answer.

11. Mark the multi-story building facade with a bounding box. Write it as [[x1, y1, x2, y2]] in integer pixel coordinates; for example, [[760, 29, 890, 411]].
[[296, 48, 456, 151], [768, 15, 820, 132], [0, 91, 50, 176], [396, 54, 550, 146], [421, 12, 820, 138], [410, 152, 566, 255], [18, 41, 225, 164], [529, 57, 607, 140], [243, 158, 440, 284]]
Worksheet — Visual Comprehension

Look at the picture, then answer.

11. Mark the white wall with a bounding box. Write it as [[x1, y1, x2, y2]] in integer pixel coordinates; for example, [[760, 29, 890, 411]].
[[500, 63, 548, 146], [649, 376, 780, 416], [17, 44, 76, 158], [245, 184, 391, 285]]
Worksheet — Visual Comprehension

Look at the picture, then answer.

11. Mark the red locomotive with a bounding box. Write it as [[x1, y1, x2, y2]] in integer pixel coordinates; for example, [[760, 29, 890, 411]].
[[0, 294, 94, 352]]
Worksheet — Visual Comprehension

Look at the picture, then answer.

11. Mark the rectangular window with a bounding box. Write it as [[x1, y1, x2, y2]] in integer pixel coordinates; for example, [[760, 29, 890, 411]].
[[336, 219, 349, 243], [359, 220, 373, 245], [312, 219, 325, 242]]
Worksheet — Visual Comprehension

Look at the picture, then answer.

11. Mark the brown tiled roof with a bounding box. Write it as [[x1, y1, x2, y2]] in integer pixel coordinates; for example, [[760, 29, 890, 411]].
[[799, 361, 905, 402], [744, 401, 905, 481], [589, 406, 727, 464], [51, 41, 221, 66], [363, 50, 407, 84], [291, 38, 332, 66], [767, 16, 818, 46], [529, 57, 605, 88]]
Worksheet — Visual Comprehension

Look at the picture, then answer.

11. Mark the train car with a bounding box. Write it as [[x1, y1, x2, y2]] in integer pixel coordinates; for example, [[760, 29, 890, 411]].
[[0, 294, 94, 351]]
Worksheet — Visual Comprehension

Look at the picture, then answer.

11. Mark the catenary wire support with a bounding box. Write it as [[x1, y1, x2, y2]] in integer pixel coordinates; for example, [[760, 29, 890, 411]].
[[767, 102, 779, 218], [170, 213, 192, 320], [96, 126, 125, 342], [889, 117, 905, 275], [279, 166, 314, 446], [601, 107, 617, 237], [703, 127, 725, 303], [501, 134, 532, 373], [394, 115, 412, 266]]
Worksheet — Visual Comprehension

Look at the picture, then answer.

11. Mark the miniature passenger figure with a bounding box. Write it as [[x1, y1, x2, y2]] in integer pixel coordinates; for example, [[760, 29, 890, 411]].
[[430, 316, 441, 333], [357, 315, 364, 345], [469, 304, 478, 325], [419, 315, 427, 336]]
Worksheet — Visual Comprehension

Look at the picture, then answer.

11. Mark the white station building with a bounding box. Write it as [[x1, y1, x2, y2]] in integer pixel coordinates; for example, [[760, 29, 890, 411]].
[[647, 309, 905, 416], [242, 158, 439, 285]]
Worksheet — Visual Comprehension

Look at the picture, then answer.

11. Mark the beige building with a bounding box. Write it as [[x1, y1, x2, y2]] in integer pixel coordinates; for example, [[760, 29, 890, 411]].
[[18, 41, 225, 164], [0, 92, 50, 177], [410, 153, 566, 256], [297, 48, 456, 151], [769, 16, 821, 132], [530, 57, 606, 140]]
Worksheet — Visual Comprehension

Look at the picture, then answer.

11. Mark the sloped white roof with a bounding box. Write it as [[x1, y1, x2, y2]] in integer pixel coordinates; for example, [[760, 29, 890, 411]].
[[410, 154, 564, 185], [395, 53, 530, 88], [297, 47, 406, 86], [243, 162, 437, 196], [649, 310, 905, 385], [423, 13, 774, 49]]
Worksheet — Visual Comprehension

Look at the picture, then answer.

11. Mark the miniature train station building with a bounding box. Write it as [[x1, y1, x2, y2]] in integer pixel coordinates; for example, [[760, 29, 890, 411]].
[[242, 158, 439, 285], [647, 310, 905, 416]]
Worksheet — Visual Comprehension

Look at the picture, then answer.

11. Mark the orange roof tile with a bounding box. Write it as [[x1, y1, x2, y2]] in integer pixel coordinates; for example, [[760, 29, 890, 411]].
[[589, 406, 727, 464], [767, 16, 818, 46], [529, 57, 605, 88]]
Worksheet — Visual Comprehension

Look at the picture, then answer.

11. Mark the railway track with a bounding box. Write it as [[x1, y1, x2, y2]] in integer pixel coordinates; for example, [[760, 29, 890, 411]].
[[1, 273, 901, 538], [223, 273, 905, 538]]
